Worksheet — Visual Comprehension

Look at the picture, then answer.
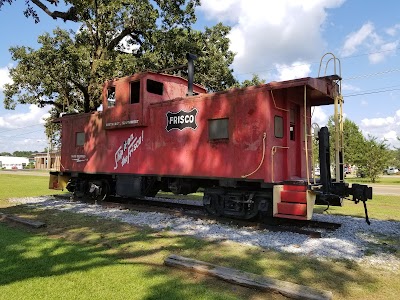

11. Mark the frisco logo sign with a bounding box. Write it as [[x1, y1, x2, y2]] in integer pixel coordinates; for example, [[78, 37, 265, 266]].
[[114, 130, 144, 170], [166, 108, 198, 131]]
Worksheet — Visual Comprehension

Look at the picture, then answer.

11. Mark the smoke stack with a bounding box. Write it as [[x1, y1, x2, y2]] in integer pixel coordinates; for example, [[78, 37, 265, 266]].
[[186, 53, 197, 96]]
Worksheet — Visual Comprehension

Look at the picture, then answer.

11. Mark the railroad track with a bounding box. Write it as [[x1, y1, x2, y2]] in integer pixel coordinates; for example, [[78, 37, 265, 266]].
[[52, 193, 341, 238]]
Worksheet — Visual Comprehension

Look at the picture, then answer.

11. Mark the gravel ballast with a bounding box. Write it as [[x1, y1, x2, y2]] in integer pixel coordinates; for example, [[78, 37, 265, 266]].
[[8, 195, 400, 271]]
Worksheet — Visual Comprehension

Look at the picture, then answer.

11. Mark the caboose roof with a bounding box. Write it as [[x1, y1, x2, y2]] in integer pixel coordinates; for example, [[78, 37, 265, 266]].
[[268, 75, 340, 106]]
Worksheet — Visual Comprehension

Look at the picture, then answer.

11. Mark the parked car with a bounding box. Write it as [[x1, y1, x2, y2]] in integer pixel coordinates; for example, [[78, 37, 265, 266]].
[[356, 169, 366, 178], [384, 167, 399, 175], [314, 167, 320, 176]]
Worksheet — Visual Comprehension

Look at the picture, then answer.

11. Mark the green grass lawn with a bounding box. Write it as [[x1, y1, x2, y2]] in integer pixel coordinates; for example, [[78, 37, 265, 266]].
[[0, 174, 65, 206], [315, 194, 400, 222], [0, 173, 399, 300], [0, 224, 244, 300]]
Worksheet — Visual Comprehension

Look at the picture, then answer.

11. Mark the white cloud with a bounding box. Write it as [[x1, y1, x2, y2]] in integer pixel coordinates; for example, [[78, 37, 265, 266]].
[[311, 106, 328, 126], [199, 0, 345, 76], [383, 130, 398, 140], [341, 22, 399, 64], [368, 41, 398, 64], [275, 62, 311, 81], [360, 109, 400, 148], [385, 24, 400, 36], [0, 65, 13, 91], [0, 105, 50, 152], [361, 116, 394, 128], [0, 105, 50, 129], [341, 22, 375, 56], [341, 83, 361, 92]]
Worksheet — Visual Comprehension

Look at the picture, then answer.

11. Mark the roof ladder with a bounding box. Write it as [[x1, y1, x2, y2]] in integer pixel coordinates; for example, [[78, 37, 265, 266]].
[[318, 53, 344, 183]]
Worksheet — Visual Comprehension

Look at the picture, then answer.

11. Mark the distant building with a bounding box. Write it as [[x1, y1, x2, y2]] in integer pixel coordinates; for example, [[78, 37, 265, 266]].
[[33, 152, 61, 170], [0, 156, 30, 170]]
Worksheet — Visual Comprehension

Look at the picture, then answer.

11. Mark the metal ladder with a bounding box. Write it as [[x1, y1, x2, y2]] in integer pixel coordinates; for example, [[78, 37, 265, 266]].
[[318, 53, 344, 183]]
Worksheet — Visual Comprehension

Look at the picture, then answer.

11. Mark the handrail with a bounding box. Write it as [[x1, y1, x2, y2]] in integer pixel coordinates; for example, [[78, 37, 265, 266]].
[[270, 90, 289, 112], [303, 85, 310, 185], [242, 132, 267, 178]]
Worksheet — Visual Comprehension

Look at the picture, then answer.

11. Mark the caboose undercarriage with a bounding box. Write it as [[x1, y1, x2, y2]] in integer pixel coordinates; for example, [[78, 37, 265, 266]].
[[53, 171, 275, 220]]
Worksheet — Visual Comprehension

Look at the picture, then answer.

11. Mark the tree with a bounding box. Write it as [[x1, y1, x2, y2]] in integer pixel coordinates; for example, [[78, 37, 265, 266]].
[[13, 151, 36, 157], [327, 116, 365, 166], [0, 0, 235, 114], [0, 0, 81, 23], [232, 74, 266, 88], [0, 152, 12, 156], [325, 116, 393, 181], [393, 137, 400, 168], [357, 136, 390, 183], [2, 1, 236, 146]]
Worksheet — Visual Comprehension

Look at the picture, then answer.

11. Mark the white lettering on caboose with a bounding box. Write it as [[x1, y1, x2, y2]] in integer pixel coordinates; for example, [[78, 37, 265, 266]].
[[114, 130, 144, 170]]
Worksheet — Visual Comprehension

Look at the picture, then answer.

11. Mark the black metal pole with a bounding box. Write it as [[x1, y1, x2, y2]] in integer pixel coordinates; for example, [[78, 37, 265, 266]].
[[186, 53, 197, 96]]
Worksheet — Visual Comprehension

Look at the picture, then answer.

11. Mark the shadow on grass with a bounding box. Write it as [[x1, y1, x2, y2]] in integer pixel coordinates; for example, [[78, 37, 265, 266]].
[[0, 223, 113, 286], [0, 204, 379, 299]]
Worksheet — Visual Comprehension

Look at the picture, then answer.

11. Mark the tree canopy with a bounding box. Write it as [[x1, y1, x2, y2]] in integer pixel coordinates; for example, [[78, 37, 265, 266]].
[[325, 116, 391, 182], [327, 116, 365, 166], [359, 136, 390, 183], [2, 0, 235, 116]]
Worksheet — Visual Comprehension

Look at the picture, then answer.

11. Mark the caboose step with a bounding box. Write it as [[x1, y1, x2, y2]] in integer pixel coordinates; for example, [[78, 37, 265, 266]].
[[273, 214, 308, 220], [280, 190, 307, 203], [282, 185, 307, 192], [277, 202, 307, 216]]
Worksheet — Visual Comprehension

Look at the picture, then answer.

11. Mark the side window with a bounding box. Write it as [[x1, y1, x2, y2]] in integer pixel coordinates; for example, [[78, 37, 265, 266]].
[[147, 79, 163, 95], [107, 86, 116, 107], [130, 81, 140, 104], [290, 108, 296, 141], [274, 116, 284, 138], [76, 132, 85, 146], [209, 118, 229, 140]]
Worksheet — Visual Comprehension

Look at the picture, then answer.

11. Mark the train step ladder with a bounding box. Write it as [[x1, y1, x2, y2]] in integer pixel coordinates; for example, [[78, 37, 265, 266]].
[[274, 184, 316, 220]]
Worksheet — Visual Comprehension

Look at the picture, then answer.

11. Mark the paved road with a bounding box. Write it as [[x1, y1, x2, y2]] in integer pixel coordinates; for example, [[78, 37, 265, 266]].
[[368, 184, 400, 196]]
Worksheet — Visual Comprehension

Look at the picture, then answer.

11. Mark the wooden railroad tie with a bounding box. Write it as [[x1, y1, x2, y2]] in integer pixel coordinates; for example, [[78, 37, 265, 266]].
[[164, 254, 333, 300], [0, 212, 46, 228]]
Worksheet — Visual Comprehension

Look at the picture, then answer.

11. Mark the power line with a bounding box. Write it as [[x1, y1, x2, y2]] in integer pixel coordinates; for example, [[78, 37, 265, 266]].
[[344, 84, 400, 97], [345, 67, 400, 81], [235, 47, 400, 78], [345, 87, 400, 97]]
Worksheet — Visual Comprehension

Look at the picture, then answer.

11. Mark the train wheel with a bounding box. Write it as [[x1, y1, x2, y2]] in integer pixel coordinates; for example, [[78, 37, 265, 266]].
[[94, 180, 110, 202], [203, 193, 223, 216]]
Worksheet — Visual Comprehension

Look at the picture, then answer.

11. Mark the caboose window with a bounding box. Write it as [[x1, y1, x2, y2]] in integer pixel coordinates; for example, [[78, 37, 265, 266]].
[[107, 86, 116, 107], [209, 118, 229, 140], [130, 81, 140, 104], [147, 79, 163, 95], [274, 116, 284, 138], [76, 132, 85, 146]]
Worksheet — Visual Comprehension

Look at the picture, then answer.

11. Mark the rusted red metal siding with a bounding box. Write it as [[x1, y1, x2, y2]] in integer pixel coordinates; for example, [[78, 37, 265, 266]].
[[59, 73, 337, 184]]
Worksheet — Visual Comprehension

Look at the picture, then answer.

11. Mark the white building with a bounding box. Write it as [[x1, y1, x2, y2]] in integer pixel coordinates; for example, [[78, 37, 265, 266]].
[[0, 156, 30, 170]]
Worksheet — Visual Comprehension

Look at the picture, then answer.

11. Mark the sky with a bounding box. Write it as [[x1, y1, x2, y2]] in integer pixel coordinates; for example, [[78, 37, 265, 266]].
[[0, 0, 400, 153]]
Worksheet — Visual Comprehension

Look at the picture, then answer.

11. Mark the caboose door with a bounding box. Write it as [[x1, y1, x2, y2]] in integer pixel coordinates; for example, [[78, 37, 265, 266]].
[[287, 104, 302, 179]]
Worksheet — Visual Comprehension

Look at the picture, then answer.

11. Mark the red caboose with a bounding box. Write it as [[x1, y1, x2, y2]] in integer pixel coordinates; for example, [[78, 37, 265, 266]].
[[50, 54, 372, 221]]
